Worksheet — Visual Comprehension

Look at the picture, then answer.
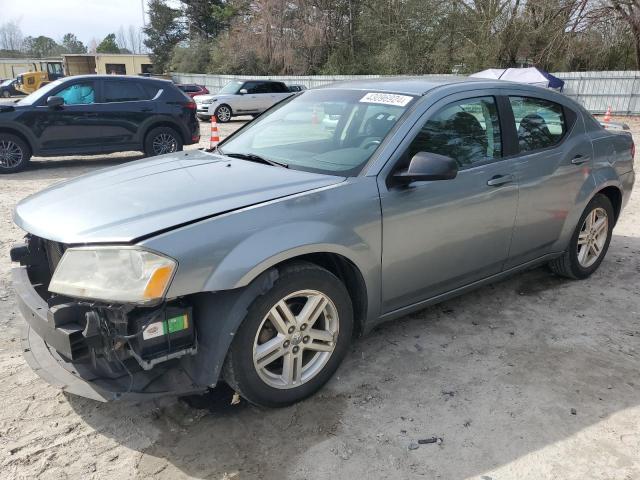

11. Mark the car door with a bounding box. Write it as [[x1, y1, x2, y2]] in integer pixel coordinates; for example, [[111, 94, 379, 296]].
[[264, 82, 293, 109], [379, 93, 519, 313], [234, 81, 263, 114], [31, 79, 103, 153], [501, 93, 592, 268], [90, 78, 157, 150]]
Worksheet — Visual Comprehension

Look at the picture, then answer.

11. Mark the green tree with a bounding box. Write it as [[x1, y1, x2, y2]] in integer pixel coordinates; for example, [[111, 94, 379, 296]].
[[181, 0, 239, 38], [23, 35, 61, 58], [144, 0, 186, 73], [62, 33, 87, 54], [96, 33, 120, 53]]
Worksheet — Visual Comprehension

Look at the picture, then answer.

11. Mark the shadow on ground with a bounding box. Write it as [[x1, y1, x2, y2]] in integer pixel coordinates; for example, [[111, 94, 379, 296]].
[[65, 234, 640, 479]]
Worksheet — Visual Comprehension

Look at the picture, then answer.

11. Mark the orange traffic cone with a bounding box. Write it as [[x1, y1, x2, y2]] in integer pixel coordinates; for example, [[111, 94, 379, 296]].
[[603, 105, 612, 123], [209, 115, 220, 149]]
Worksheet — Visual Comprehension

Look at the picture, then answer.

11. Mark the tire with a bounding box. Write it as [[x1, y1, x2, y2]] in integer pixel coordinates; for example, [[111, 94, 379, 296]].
[[0, 133, 31, 174], [223, 261, 354, 407], [214, 104, 232, 123], [143, 126, 183, 157], [549, 194, 614, 279], [1, 90, 9, 98]]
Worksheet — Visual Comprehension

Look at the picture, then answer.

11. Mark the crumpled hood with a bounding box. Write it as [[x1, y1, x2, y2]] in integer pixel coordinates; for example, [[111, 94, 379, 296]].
[[14, 150, 345, 244]]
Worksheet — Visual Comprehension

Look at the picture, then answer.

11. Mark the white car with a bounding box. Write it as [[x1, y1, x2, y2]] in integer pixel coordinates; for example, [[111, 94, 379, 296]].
[[194, 80, 294, 123]]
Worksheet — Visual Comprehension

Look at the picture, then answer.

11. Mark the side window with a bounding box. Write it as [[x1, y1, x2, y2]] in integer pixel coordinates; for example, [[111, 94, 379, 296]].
[[56, 82, 95, 105], [253, 82, 272, 94], [103, 81, 149, 102], [243, 82, 259, 94], [272, 82, 289, 93], [405, 96, 502, 169], [509, 96, 566, 152]]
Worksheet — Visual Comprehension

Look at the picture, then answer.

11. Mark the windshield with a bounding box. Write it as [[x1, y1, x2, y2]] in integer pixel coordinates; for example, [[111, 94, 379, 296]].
[[220, 89, 416, 176], [17, 79, 64, 105], [0, 79, 11, 87], [218, 81, 243, 95]]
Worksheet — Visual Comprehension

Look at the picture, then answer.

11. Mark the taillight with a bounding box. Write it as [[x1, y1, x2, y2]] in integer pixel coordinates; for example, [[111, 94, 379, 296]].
[[184, 101, 196, 110]]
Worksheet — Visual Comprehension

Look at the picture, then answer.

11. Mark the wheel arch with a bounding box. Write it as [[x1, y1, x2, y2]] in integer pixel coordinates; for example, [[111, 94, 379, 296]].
[[596, 185, 622, 224], [142, 120, 188, 145], [0, 127, 35, 155]]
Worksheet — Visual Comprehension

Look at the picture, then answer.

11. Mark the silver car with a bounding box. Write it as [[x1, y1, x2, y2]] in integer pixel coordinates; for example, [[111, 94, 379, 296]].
[[194, 80, 293, 123], [11, 77, 635, 407]]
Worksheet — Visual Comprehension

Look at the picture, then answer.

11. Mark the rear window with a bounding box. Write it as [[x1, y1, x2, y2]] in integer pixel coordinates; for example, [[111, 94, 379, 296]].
[[509, 96, 567, 152], [103, 80, 151, 102]]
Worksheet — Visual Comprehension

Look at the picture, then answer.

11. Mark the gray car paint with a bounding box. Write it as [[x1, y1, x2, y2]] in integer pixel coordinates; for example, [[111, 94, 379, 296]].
[[14, 78, 635, 337]]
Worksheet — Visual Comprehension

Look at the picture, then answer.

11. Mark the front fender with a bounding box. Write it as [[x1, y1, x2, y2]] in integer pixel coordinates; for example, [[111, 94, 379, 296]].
[[204, 223, 370, 290], [141, 177, 383, 321]]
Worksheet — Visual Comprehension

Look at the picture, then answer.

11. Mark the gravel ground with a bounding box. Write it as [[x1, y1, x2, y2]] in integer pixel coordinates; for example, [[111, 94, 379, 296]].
[[0, 113, 639, 480]]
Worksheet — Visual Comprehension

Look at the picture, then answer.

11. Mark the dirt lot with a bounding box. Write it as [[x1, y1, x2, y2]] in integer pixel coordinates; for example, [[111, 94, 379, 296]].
[[0, 115, 639, 480]]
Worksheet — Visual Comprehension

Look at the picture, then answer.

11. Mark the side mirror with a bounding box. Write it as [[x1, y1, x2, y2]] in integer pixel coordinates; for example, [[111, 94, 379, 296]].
[[46, 96, 64, 108], [238, 88, 248, 95], [393, 152, 458, 184]]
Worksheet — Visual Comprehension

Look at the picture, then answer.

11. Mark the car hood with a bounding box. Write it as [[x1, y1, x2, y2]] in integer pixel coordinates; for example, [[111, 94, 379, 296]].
[[14, 150, 345, 244]]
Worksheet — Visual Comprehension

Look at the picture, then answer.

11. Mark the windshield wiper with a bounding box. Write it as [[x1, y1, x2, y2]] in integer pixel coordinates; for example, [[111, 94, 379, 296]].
[[222, 151, 288, 168]]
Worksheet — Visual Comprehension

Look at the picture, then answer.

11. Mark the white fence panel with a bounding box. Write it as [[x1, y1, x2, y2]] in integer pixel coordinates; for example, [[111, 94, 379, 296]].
[[172, 71, 640, 114]]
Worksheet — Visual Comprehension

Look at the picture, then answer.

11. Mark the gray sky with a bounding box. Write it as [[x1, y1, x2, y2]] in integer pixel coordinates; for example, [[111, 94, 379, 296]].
[[3, 0, 147, 45]]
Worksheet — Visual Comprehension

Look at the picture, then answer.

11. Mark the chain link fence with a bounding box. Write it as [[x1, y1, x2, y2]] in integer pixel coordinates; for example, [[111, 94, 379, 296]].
[[172, 71, 640, 115]]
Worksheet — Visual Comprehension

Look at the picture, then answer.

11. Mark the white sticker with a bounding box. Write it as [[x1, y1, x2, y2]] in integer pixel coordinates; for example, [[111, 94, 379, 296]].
[[360, 92, 413, 107], [143, 321, 165, 340]]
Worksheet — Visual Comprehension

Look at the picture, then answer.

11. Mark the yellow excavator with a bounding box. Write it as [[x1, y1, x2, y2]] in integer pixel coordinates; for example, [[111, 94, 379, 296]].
[[15, 60, 65, 94]]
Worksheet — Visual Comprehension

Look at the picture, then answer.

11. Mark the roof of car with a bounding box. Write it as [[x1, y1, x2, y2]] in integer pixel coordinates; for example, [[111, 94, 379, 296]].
[[60, 75, 173, 84], [324, 76, 506, 95]]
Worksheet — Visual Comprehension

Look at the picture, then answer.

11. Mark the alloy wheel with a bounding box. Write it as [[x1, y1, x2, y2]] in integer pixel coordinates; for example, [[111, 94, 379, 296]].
[[577, 207, 608, 268], [0, 140, 23, 169], [152, 133, 178, 155], [216, 106, 231, 122], [252, 290, 339, 389]]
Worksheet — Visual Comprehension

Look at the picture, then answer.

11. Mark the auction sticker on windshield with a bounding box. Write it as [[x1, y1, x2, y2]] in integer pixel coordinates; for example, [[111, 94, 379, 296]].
[[360, 92, 413, 107]]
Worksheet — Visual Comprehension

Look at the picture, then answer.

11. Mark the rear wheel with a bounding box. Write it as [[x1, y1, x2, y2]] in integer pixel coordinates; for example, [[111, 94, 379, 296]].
[[549, 194, 614, 279], [224, 262, 353, 407], [0, 134, 31, 174], [1, 90, 9, 98], [214, 104, 232, 123], [143, 126, 183, 157]]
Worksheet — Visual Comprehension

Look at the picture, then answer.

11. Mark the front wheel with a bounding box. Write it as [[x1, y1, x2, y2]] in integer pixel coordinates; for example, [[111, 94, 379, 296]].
[[143, 126, 183, 157], [549, 194, 614, 279], [1, 90, 10, 98], [224, 262, 353, 407], [214, 104, 232, 123]]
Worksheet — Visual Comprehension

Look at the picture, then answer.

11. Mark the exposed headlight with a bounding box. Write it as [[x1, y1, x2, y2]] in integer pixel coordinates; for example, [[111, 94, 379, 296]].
[[49, 247, 177, 304], [200, 98, 216, 104]]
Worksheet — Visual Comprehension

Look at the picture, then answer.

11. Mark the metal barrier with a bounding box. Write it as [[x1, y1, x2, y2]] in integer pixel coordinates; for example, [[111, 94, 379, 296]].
[[172, 71, 640, 115]]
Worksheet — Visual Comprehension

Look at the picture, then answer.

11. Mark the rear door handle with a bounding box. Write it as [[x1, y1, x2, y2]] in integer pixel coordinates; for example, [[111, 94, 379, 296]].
[[571, 155, 591, 165], [141, 108, 153, 112], [487, 174, 515, 187]]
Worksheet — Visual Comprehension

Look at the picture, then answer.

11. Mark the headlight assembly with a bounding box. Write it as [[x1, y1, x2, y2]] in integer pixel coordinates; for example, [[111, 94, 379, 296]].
[[49, 247, 177, 304]]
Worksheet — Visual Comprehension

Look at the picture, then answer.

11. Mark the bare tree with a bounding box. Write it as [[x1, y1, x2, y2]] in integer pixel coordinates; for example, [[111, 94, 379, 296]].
[[604, 0, 640, 67], [0, 20, 24, 52]]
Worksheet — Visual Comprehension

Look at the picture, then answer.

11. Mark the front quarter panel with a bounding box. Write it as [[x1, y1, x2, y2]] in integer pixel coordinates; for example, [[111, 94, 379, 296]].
[[140, 177, 383, 322]]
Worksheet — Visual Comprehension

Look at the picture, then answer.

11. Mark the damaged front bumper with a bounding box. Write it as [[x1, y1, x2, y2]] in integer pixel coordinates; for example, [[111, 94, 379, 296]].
[[12, 260, 205, 402]]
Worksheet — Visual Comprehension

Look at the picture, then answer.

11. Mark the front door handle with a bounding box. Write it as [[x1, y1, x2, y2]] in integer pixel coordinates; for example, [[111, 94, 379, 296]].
[[571, 155, 591, 165], [487, 174, 515, 187]]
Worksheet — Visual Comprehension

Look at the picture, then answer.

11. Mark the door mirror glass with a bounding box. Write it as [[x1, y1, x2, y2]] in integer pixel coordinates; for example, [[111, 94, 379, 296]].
[[238, 88, 248, 95], [46, 96, 64, 108], [393, 152, 458, 184]]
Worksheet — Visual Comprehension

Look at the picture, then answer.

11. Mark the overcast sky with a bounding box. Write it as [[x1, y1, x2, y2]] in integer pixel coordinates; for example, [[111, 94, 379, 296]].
[[3, 0, 148, 45]]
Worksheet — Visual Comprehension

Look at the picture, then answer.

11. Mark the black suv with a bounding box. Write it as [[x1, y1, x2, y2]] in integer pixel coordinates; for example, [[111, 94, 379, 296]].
[[0, 75, 200, 173]]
